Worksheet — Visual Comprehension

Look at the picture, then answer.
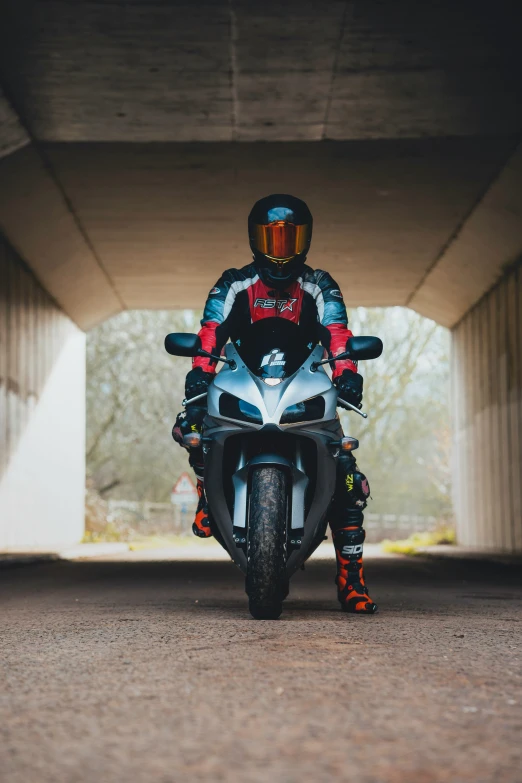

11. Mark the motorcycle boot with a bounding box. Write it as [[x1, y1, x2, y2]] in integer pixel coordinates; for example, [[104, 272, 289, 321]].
[[172, 405, 213, 539], [329, 454, 377, 614], [332, 522, 377, 614], [193, 478, 212, 538]]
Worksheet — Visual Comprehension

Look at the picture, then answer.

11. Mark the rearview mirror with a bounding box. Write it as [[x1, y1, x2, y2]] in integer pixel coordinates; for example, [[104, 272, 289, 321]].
[[164, 333, 202, 357], [345, 336, 383, 361]]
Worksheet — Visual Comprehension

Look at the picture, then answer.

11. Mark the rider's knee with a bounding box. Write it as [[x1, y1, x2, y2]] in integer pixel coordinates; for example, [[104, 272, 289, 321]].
[[337, 458, 370, 508], [346, 471, 370, 507], [172, 406, 206, 447], [329, 453, 370, 530]]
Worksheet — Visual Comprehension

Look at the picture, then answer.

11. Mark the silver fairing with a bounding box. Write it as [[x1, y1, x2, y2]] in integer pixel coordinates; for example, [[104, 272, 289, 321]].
[[203, 342, 342, 575]]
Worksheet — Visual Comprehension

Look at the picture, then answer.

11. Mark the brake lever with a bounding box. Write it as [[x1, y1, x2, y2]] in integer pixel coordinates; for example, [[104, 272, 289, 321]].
[[337, 397, 368, 419]]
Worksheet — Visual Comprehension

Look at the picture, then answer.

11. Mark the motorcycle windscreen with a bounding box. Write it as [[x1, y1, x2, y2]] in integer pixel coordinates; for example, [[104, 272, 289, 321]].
[[233, 318, 319, 380]]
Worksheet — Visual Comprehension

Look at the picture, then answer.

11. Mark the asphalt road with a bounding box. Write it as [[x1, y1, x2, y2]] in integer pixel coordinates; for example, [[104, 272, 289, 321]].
[[1, 550, 521, 783]]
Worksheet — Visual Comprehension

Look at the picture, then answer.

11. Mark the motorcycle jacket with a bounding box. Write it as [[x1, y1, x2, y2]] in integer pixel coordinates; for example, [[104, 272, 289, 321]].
[[193, 263, 357, 378]]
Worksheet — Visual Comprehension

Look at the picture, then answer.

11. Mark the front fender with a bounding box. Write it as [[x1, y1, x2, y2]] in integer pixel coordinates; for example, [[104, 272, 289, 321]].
[[232, 453, 308, 532]]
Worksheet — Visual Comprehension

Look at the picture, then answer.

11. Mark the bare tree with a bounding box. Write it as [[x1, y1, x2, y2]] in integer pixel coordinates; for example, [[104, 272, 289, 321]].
[[86, 306, 451, 520], [340, 307, 451, 517], [87, 309, 201, 501]]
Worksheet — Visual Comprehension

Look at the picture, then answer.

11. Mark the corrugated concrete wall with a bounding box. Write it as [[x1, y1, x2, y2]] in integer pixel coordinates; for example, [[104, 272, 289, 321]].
[[452, 260, 522, 551], [0, 232, 85, 549]]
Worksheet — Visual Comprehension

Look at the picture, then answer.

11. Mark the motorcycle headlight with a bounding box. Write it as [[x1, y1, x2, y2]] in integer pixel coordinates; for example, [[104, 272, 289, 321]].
[[219, 393, 263, 424], [280, 396, 325, 425]]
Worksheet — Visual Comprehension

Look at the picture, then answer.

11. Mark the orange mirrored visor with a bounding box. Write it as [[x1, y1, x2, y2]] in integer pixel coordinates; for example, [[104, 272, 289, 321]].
[[253, 221, 310, 262]]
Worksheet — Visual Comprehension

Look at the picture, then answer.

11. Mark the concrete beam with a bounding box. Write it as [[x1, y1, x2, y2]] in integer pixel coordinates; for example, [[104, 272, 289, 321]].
[[42, 138, 512, 324], [410, 141, 522, 327], [0, 1, 520, 143], [0, 138, 514, 328], [0, 145, 123, 330], [0, 88, 29, 159]]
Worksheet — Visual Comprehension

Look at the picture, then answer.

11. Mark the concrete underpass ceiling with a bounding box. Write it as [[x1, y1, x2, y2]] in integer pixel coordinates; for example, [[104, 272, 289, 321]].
[[0, 1, 521, 329]]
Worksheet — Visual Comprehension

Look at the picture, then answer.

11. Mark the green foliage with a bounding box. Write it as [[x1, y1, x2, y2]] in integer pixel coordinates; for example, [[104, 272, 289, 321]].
[[381, 526, 456, 555], [128, 535, 219, 551], [82, 524, 125, 544]]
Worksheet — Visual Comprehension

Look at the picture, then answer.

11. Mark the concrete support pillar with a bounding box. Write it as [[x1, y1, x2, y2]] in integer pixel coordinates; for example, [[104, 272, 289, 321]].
[[452, 260, 522, 551], [0, 233, 85, 549]]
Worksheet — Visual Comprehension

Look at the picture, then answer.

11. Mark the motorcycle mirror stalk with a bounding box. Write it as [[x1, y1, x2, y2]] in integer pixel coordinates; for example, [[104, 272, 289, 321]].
[[197, 349, 236, 370], [165, 332, 236, 370], [310, 335, 383, 371]]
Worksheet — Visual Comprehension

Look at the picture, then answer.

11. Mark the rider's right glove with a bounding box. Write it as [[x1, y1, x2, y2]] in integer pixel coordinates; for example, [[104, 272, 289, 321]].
[[334, 370, 364, 409], [185, 367, 214, 400], [172, 368, 214, 449]]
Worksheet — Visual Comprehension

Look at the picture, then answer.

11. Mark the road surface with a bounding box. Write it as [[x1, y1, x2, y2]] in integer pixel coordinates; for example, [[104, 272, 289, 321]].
[[1, 549, 521, 782]]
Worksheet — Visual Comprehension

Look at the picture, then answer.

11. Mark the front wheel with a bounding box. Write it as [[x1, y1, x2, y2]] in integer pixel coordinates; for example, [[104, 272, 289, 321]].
[[246, 467, 288, 620]]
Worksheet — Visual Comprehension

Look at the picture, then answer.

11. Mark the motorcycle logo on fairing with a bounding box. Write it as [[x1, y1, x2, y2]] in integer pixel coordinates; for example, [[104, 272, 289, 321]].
[[254, 297, 298, 313], [260, 349, 286, 368]]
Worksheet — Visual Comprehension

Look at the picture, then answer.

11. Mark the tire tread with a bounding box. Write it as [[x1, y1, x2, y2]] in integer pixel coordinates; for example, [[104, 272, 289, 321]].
[[246, 467, 287, 619]]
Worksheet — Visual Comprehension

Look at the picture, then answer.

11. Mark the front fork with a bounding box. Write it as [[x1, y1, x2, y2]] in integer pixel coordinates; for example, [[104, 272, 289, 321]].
[[231, 440, 308, 555]]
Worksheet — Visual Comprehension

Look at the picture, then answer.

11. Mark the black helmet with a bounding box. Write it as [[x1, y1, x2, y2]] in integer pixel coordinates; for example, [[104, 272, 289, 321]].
[[248, 194, 313, 289]]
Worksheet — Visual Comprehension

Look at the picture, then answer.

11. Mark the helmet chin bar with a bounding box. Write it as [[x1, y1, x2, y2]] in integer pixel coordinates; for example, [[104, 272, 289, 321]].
[[271, 258, 295, 276], [258, 265, 301, 290], [265, 255, 296, 264], [253, 250, 307, 288]]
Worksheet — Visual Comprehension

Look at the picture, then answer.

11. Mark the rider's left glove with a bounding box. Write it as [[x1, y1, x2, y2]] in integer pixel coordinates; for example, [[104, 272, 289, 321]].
[[334, 370, 364, 409]]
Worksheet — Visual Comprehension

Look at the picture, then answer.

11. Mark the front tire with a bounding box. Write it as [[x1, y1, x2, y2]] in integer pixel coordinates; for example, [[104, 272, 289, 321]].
[[246, 467, 288, 620]]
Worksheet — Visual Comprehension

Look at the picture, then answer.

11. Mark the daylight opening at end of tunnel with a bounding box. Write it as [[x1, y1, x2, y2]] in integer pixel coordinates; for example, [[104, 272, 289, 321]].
[[85, 307, 454, 557]]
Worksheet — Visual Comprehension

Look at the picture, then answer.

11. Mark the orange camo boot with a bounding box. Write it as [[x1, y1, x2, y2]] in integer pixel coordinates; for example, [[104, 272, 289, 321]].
[[192, 479, 213, 538], [333, 526, 378, 614]]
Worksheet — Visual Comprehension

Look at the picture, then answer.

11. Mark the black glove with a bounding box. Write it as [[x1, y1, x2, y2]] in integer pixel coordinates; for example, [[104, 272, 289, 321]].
[[334, 371, 363, 409], [185, 367, 214, 400], [172, 406, 206, 447]]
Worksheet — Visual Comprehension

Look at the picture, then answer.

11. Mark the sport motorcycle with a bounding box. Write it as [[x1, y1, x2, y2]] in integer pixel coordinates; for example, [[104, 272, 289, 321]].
[[165, 318, 382, 620]]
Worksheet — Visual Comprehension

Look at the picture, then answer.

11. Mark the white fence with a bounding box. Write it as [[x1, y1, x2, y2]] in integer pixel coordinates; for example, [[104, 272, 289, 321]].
[[107, 501, 440, 541], [363, 513, 439, 543], [107, 500, 196, 536]]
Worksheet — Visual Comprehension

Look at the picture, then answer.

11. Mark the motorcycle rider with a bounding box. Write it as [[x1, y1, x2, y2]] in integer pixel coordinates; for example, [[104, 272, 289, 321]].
[[173, 194, 377, 614]]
